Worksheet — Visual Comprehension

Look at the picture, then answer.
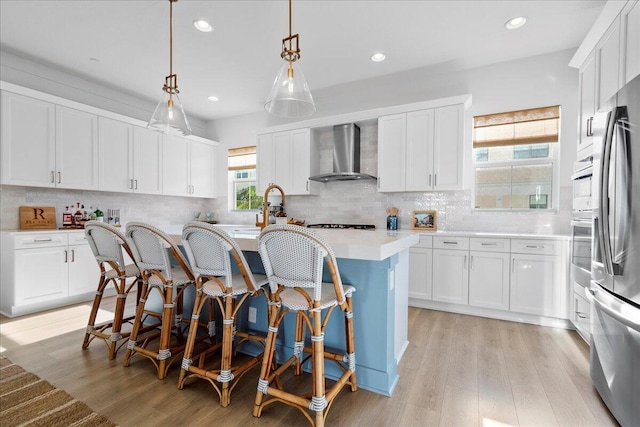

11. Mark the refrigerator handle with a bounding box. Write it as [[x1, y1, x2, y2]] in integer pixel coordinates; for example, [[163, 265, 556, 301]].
[[588, 287, 640, 333], [598, 110, 616, 275]]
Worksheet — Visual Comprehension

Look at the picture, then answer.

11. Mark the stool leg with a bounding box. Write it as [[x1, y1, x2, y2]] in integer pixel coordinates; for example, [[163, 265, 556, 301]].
[[178, 288, 207, 389], [220, 294, 235, 407], [253, 299, 280, 417], [123, 281, 151, 367], [344, 296, 357, 392], [311, 308, 326, 427], [157, 284, 175, 380], [294, 311, 305, 376], [108, 277, 127, 360], [82, 274, 107, 350]]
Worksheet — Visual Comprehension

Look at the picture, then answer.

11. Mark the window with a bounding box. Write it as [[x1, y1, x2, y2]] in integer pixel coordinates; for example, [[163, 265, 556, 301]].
[[228, 146, 263, 210], [473, 105, 560, 210]]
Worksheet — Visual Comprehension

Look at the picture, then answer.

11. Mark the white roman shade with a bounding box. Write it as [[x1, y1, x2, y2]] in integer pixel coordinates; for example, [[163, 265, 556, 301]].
[[473, 105, 560, 148], [228, 146, 256, 171]]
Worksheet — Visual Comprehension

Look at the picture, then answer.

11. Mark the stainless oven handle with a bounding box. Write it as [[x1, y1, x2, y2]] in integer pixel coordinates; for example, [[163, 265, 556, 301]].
[[570, 220, 593, 228]]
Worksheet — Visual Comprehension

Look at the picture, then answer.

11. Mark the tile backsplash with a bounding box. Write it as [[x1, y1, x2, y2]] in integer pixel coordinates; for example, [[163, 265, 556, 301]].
[[0, 186, 216, 230]]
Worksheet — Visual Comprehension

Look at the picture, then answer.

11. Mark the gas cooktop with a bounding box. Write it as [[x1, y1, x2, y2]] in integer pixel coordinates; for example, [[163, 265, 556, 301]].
[[307, 224, 375, 230]]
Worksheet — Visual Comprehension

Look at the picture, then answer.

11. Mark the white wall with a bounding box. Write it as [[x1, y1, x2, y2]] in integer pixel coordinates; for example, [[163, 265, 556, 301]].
[[208, 49, 578, 234]]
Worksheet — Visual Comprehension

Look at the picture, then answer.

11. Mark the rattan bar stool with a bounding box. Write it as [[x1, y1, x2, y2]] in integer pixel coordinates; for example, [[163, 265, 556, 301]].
[[123, 222, 207, 380], [82, 221, 142, 360], [178, 222, 270, 407], [253, 224, 357, 427]]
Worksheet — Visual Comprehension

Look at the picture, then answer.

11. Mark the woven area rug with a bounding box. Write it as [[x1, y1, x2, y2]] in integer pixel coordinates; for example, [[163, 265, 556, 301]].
[[0, 357, 115, 427]]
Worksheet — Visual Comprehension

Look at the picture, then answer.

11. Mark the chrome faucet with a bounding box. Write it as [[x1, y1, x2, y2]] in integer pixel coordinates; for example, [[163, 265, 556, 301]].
[[256, 184, 286, 230]]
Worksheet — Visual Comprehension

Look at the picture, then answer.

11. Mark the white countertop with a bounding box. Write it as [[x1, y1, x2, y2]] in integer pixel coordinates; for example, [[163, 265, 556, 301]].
[[165, 225, 420, 261]]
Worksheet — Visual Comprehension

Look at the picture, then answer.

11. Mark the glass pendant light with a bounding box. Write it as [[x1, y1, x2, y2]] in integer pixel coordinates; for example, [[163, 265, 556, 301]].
[[148, 0, 192, 136], [265, 0, 316, 118]]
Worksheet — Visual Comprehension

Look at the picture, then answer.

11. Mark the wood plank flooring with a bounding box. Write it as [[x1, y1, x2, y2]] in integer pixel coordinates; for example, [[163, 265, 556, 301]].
[[0, 299, 618, 426]]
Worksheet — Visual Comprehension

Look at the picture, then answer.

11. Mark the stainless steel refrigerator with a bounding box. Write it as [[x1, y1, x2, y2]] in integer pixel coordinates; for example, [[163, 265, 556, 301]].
[[589, 73, 640, 427]]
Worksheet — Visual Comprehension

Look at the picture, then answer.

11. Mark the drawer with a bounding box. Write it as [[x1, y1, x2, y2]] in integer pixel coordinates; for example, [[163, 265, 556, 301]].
[[67, 231, 90, 246], [413, 234, 433, 248], [433, 236, 469, 250], [470, 237, 510, 253], [573, 290, 591, 337], [511, 239, 560, 256], [14, 233, 68, 249]]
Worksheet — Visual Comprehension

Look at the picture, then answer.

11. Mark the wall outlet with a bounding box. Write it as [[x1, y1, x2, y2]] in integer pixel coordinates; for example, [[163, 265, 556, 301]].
[[248, 307, 257, 323]]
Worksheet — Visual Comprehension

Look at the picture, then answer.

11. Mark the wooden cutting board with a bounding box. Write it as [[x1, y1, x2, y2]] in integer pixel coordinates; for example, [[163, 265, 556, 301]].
[[19, 206, 57, 230]]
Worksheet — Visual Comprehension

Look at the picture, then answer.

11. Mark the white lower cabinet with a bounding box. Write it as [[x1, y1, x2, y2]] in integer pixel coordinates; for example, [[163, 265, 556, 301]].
[[509, 239, 566, 319], [1, 231, 100, 317], [408, 236, 433, 300], [468, 237, 510, 311], [409, 234, 569, 324], [432, 236, 469, 305]]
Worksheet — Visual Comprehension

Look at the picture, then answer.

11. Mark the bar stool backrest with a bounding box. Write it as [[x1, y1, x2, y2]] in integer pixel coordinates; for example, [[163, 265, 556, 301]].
[[85, 221, 132, 272], [125, 222, 194, 281], [181, 221, 260, 292], [258, 224, 346, 303]]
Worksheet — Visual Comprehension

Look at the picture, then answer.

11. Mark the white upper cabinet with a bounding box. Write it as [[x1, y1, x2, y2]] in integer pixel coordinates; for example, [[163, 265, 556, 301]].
[[378, 103, 464, 192], [578, 51, 597, 155], [256, 128, 318, 196], [99, 118, 162, 195], [622, 0, 640, 85], [1, 92, 99, 190], [98, 117, 132, 193], [1, 91, 56, 187], [55, 106, 99, 190], [163, 136, 216, 198], [596, 16, 622, 109], [132, 127, 163, 195], [433, 104, 464, 190], [189, 140, 216, 198], [377, 114, 407, 192]]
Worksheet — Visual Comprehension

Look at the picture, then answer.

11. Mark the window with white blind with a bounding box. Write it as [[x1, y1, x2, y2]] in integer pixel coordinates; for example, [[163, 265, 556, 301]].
[[473, 105, 560, 210], [228, 146, 263, 210]]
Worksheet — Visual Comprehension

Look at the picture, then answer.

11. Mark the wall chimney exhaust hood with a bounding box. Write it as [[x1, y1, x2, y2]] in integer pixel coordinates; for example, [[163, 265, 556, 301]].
[[309, 123, 377, 182]]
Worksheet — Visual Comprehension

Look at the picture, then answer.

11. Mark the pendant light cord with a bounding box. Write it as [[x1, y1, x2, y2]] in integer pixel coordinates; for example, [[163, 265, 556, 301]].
[[288, 0, 292, 38], [169, 0, 174, 77]]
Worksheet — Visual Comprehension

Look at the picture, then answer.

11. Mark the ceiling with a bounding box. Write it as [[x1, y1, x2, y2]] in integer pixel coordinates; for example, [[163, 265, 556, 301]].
[[0, 0, 605, 122]]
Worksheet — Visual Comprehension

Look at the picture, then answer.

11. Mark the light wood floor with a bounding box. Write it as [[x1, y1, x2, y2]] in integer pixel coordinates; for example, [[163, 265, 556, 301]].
[[0, 298, 618, 426]]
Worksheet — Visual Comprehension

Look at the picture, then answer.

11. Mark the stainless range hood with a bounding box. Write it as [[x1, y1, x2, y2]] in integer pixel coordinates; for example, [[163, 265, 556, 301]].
[[309, 123, 377, 182]]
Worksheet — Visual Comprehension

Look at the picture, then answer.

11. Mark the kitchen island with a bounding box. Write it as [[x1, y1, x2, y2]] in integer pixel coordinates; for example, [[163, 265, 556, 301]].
[[168, 226, 419, 397]]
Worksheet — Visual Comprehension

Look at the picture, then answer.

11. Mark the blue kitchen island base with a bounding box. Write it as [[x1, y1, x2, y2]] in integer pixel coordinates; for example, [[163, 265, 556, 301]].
[[236, 250, 409, 396]]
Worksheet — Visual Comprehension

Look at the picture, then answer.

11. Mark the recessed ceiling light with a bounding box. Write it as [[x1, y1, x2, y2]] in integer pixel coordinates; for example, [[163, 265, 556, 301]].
[[370, 52, 386, 62], [505, 16, 527, 30], [207, 95, 219, 102], [193, 19, 213, 33]]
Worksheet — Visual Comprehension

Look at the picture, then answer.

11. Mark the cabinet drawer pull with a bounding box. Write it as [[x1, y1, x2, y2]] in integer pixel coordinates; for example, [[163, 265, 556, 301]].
[[526, 245, 544, 249], [576, 311, 587, 319], [443, 241, 459, 245], [134, 179, 138, 190], [512, 258, 515, 273], [130, 179, 134, 189], [481, 243, 498, 246], [51, 171, 55, 183], [58, 171, 62, 183], [34, 238, 53, 242], [64, 250, 68, 263], [71, 249, 75, 262]]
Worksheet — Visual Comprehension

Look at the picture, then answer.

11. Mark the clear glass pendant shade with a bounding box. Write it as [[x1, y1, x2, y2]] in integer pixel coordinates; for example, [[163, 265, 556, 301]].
[[265, 59, 316, 118], [148, 91, 192, 136]]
